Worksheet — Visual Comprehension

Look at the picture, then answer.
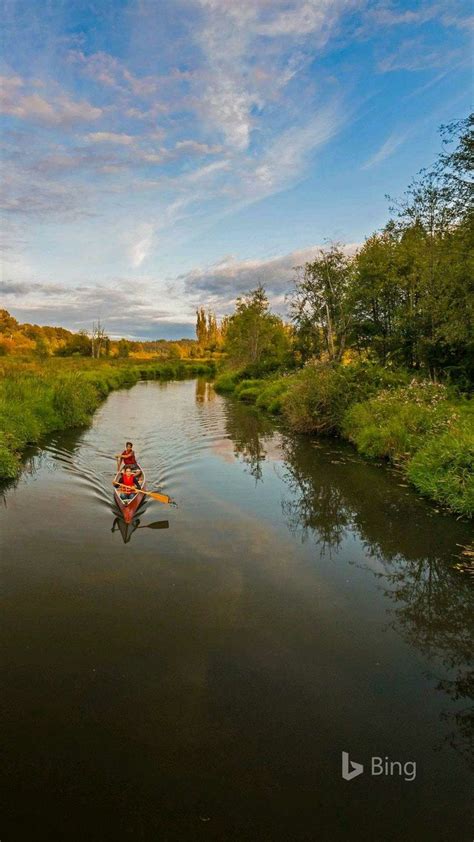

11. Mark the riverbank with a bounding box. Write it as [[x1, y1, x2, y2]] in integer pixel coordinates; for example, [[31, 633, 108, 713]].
[[214, 362, 473, 517], [0, 357, 215, 478]]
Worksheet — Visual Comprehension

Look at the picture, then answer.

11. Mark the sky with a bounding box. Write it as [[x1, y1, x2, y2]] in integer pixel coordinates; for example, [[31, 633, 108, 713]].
[[1, 0, 472, 339]]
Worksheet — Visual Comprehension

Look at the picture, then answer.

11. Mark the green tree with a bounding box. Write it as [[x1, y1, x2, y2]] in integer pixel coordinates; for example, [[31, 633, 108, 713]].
[[117, 339, 130, 358], [224, 286, 289, 372], [56, 330, 91, 356], [351, 228, 399, 363], [290, 245, 354, 362]]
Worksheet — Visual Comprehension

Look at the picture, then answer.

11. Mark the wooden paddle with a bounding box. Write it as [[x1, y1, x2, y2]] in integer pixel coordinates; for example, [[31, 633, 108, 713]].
[[115, 482, 172, 505]]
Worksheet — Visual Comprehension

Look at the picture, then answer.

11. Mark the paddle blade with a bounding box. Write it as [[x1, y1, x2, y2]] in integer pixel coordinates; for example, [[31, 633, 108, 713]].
[[148, 491, 171, 504], [145, 520, 169, 529]]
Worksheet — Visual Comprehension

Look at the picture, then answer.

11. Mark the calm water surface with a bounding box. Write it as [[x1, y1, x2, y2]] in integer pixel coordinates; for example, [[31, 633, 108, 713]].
[[1, 379, 472, 841]]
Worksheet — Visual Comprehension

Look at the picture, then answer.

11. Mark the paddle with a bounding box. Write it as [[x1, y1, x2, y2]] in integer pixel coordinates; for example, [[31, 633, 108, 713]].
[[115, 482, 172, 505], [138, 520, 169, 529]]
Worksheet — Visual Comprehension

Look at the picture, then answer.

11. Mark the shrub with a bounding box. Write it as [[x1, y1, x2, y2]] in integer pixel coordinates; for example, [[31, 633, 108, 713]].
[[255, 380, 290, 414], [407, 424, 474, 516], [214, 371, 242, 393], [343, 382, 455, 462], [234, 379, 264, 397], [236, 386, 262, 403], [283, 361, 407, 435]]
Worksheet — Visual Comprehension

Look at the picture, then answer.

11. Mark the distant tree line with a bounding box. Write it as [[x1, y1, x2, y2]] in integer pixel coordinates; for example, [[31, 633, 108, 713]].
[[0, 311, 204, 361]]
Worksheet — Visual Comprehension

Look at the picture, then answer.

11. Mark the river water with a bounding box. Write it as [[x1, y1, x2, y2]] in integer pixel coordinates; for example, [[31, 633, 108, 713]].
[[1, 379, 472, 841]]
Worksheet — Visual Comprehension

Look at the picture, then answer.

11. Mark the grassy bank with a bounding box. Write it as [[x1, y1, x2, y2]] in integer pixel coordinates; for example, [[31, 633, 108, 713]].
[[214, 363, 473, 517], [0, 357, 215, 478]]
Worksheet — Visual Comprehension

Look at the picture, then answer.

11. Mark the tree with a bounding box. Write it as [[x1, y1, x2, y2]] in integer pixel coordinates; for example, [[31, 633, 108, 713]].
[[0, 309, 19, 336], [34, 335, 51, 359], [289, 245, 354, 362], [56, 330, 91, 356], [207, 310, 219, 350], [352, 229, 399, 363], [196, 307, 207, 347], [224, 285, 289, 372], [91, 320, 107, 358], [117, 339, 130, 358]]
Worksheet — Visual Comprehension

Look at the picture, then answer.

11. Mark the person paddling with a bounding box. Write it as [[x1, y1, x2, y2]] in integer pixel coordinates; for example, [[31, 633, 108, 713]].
[[115, 442, 141, 479], [113, 466, 140, 502]]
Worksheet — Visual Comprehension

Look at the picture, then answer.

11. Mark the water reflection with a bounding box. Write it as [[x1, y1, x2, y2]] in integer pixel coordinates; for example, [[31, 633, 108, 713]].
[[111, 515, 170, 543], [224, 399, 276, 481], [279, 434, 474, 766], [195, 378, 216, 403]]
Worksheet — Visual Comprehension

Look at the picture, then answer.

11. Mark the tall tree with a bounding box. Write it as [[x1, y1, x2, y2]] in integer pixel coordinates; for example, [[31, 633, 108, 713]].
[[207, 310, 219, 350], [290, 245, 354, 362], [224, 286, 289, 371], [196, 307, 207, 347], [91, 320, 107, 358]]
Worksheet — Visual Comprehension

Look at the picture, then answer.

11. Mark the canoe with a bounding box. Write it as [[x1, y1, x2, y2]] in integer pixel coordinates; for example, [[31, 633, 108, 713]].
[[113, 464, 146, 523]]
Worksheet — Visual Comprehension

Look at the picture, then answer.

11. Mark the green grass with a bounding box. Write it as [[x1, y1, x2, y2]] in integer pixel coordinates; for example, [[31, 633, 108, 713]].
[[255, 380, 290, 414], [214, 371, 291, 413], [213, 370, 243, 393], [343, 382, 473, 516], [407, 423, 474, 516], [0, 357, 215, 478]]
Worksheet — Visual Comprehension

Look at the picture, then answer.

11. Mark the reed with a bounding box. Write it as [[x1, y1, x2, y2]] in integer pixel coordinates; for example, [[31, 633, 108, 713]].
[[0, 357, 215, 478]]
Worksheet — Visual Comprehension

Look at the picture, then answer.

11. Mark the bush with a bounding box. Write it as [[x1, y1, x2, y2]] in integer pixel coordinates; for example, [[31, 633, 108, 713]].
[[236, 386, 262, 403], [214, 370, 242, 393], [283, 361, 407, 434], [255, 380, 290, 414], [407, 424, 474, 516], [343, 382, 455, 462], [234, 379, 264, 397]]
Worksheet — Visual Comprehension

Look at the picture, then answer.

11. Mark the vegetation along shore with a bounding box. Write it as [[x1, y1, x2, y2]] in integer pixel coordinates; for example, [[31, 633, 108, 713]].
[[0, 357, 215, 479], [213, 117, 473, 517]]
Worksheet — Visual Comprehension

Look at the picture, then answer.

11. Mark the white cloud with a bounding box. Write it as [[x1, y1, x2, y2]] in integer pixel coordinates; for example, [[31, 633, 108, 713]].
[[128, 223, 154, 268], [0, 76, 102, 125], [181, 241, 359, 311], [85, 131, 135, 145]]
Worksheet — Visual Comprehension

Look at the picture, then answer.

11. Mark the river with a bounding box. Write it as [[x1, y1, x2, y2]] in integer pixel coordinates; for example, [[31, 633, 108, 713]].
[[1, 378, 472, 841]]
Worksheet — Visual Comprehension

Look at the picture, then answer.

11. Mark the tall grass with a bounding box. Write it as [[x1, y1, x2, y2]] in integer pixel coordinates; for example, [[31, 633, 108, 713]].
[[342, 382, 473, 516], [0, 357, 215, 478]]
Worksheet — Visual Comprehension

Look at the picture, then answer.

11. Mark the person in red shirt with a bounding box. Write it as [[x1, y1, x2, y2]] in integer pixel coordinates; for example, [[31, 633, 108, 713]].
[[115, 442, 142, 480], [113, 466, 140, 502]]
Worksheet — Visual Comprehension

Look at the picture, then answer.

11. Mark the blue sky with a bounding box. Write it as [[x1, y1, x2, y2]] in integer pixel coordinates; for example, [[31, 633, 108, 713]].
[[1, 0, 472, 338]]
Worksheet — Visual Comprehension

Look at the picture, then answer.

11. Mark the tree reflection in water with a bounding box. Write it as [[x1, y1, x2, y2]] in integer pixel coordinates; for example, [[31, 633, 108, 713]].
[[280, 434, 474, 767], [224, 399, 275, 481]]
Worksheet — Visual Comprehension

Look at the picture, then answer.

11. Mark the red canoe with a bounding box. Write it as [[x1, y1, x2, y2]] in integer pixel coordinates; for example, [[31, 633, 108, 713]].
[[113, 464, 146, 523]]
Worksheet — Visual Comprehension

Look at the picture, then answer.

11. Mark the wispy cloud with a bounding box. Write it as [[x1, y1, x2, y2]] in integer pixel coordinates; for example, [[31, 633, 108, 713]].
[[1, 0, 471, 326], [85, 131, 135, 145], [0, 76, 103, 125], [128, 224, 154, 268], [181, 241, 359, 312], [362, 130, 409, 169], [378, 37, 464, 72]]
